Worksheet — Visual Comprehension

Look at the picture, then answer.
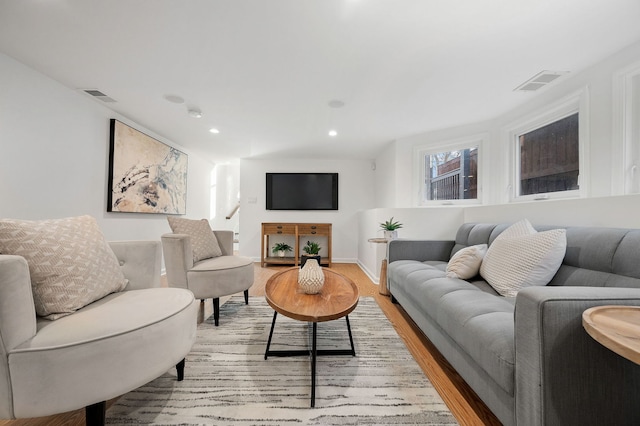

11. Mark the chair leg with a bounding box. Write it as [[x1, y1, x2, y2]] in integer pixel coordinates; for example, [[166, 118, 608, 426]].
[[176, 358, 185, 381], [213, 298, 220, 326], [244, 289, 249, 305], [85, 401, 106, 426]]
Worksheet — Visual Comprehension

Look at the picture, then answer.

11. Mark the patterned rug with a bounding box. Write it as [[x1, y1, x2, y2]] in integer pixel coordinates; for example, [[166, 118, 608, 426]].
[[106, 296, 457, 425]]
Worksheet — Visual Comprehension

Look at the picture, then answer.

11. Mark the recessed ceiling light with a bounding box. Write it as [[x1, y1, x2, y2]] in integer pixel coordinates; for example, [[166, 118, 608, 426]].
[[328, 100, 345, 108], [209, 128, 220, 134], [328, 130, 338, 137], [164, 94, 184, 104], [187, 108, 203, 118]]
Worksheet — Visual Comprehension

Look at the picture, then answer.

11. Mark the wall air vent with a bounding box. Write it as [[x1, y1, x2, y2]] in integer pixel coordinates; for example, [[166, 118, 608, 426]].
[[80, 89, 117, 102], [514, 71, 569, 92]]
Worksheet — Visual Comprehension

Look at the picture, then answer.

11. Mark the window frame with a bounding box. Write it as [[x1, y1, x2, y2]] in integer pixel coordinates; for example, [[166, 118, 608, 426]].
[[613, 60, 640, 195], [505, 88, 589, 202], [414, 135, 485, 206]]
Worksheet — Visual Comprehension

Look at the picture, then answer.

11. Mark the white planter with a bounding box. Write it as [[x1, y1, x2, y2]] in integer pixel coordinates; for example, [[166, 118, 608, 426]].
[[277, 250, 285, 257], [384, 230, 398, 240]]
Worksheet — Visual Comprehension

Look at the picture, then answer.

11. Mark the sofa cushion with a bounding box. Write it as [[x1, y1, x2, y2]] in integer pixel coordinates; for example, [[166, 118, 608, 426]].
[[21, 288, 194, 349], [387, 260, 447, 291], [446, 244, 487, 279], [167, 217, 222, 262], [0, 215, 128, 320], [390, 263, 516, 395], [435, 289, 516, 394], [480, 219, 566, 297], [191, 254, 254, 271]]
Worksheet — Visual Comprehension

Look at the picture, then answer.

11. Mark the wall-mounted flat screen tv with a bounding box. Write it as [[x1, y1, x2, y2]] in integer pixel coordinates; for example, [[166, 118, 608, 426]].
[[266, 173, 338, 210]]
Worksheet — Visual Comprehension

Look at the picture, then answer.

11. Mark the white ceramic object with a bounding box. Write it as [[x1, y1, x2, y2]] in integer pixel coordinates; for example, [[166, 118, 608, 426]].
[[384, 230, 398, 240], [298, 259, 325, 294]]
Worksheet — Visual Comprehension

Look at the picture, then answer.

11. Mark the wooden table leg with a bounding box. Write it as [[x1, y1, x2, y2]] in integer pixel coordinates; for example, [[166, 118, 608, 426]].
[[379, 259, 389, 296]]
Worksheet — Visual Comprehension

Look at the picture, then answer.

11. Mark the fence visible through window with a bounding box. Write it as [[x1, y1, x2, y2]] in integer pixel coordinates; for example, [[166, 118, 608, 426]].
[[425, 147, 477, 201], [518, 113, 579, 196]]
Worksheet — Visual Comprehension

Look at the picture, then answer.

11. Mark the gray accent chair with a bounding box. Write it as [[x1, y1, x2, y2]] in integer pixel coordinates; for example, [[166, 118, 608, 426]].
[[0, 241, 198, 426], [388, 223, 640, 426], [161, 230, 254, 326]]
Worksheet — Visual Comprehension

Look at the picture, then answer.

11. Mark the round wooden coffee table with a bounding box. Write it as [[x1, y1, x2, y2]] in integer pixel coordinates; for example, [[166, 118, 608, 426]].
[[264, 267, 359, 407]]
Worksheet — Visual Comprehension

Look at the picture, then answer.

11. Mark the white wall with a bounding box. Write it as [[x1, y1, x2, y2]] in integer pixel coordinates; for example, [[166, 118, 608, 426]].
[[379, 40, 640, 209], [210, 163, 240, 234], [0, 52, 214, 241], [239, 158, 375, 261], [464, 194, 640, 229], [373, 141, 397, 207], [358, 207, 465, 282]]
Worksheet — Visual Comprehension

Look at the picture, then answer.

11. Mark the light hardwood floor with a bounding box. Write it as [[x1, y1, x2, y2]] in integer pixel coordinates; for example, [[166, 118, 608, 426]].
[[0, 264, 500, 426]]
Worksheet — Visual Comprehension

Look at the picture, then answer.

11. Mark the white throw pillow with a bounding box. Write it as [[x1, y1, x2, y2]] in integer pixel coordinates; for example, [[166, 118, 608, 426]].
[[167, 217, 222, 262], [446, 244, 488, 279], [479, 219, 567, 297], [0, 215, 128, 320]]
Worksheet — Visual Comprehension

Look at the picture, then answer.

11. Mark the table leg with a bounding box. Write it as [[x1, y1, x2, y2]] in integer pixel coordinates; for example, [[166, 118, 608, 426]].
[[345, 315, 356, 356], [264, 311, 278, 360], [311, 322, 317, 408], [379, 258, 389, 295], [264, 315, 355, 407]]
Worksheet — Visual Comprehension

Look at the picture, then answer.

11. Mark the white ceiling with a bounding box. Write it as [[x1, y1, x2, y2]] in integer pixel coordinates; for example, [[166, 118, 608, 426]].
[[1, 0, 640, 164]]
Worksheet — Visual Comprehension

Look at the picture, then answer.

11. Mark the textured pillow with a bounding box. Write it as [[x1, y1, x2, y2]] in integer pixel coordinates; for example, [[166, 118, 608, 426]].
[[479, 219, 567, 297], [446, 244, 488, 279], [167, 217, 222, 262], [0, 215, 128, 320]]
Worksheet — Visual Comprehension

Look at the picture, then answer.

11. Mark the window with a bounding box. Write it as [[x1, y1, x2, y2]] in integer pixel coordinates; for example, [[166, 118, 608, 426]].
[[518, 113, 579, 196], [507, 88, 588, 201], [417, 137, 482, 205]]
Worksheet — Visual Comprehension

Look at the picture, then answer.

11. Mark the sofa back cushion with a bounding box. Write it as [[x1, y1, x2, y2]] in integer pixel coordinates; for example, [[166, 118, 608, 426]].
[[455, 222, 640, 290]]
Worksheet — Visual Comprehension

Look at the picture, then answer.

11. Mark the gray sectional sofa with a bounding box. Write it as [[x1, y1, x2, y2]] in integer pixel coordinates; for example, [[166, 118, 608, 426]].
[[388, 222, 640, 426]]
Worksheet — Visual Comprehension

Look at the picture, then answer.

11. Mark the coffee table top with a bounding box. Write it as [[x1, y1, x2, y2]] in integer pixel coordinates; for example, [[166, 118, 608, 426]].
[[265, 267, 359, 322]]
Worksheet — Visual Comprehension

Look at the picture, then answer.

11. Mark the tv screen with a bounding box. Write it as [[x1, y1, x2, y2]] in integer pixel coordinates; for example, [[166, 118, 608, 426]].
[[266, 173, 338, 210]]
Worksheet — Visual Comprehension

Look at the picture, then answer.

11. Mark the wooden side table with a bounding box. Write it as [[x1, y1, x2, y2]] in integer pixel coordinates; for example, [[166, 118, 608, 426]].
[[368, 238, 390, 296], [582, 305, 640, 364]]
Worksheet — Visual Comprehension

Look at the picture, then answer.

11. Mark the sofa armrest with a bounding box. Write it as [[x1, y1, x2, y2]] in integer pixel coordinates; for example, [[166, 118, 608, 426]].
[[515, 286, 640, 426], [0, 255, 37, 418], [160, 234, 192, 290], [213, 230, 234, 256], [387, 239, 455, 263], [109, 241, 162, 291], [0, 256, 37, 352]]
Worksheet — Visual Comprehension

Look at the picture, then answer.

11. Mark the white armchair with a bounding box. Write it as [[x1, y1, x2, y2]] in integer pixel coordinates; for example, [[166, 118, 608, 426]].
[[162, 230, 254, 326], [0, 241, 198, 426]]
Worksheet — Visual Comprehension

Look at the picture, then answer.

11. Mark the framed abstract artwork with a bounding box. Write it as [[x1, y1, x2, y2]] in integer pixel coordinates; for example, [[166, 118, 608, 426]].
[[107, 119, 188, 214]]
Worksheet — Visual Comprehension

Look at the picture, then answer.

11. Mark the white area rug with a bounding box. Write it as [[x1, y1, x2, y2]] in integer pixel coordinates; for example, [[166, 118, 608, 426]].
[[106, 296, 457, 425]]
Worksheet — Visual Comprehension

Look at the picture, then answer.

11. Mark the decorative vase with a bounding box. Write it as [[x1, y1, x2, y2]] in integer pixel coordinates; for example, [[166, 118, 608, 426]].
[[300, 254, 321, 268], [384, 230, 398, 240], [298, 259, 325, 294]]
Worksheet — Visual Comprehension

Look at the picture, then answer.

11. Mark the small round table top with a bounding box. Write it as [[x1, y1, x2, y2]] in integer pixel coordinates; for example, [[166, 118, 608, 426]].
[[368, 238, 389, 244], [583, 305, 640, 365], [265, 267, 359, 323]]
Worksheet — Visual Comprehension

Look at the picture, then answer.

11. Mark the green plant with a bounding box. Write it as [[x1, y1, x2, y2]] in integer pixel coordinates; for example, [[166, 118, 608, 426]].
[[302, 240, 321, 255], [380, 216, 403, 231], [272, 242, 293, 253]]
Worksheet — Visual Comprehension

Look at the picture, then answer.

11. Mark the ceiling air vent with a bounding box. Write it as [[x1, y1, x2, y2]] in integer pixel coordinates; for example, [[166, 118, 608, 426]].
[[81, 89, 117, 103], [514, 71, 569, 92]]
